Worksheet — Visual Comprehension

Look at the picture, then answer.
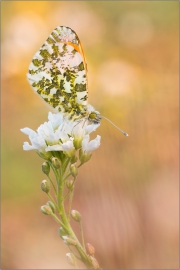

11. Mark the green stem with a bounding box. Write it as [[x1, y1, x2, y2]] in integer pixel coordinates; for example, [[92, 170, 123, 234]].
[[47, 193, 59, 211], [63, 175, 76, 200], [67, 176, 76, 220], [50, 213, 67, 231], [54, 165, 94, 268], [68, 185, 74, 221], [68, 245, 81, 260], [63, 172, 71, 182], [80, 220, 86, 251], [49, 161, 59, 185], [48, 158, 99, 269], [78, 163, 83, 168], [62, 157, 71, 181], [56, 169, 63, 210], [47, 174, 57, 195], [63, 188, 71, 200]]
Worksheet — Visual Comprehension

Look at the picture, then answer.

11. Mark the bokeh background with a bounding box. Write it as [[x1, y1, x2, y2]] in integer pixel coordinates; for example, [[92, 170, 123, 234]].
[[1, 1, 179, 269]]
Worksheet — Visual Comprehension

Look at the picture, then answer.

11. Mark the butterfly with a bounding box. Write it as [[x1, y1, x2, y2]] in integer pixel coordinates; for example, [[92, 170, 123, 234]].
[[27, 26, 101, 124], [27, 26, 128, 136]]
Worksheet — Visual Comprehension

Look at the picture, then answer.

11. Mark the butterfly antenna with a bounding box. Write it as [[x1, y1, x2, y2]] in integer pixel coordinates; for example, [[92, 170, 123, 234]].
[[101, 116, 129, 137]]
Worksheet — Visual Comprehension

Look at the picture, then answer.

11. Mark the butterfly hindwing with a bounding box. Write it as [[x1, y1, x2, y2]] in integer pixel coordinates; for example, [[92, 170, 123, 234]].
[[27, 26, 88, 120]]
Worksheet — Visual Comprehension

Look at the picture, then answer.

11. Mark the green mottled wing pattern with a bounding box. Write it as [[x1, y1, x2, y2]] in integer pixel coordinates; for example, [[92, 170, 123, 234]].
[[27, 26, 88, 120]]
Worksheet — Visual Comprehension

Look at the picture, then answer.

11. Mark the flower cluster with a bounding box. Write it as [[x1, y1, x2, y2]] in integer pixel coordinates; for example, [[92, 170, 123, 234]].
[[21, 111, 101, 269], [21, 112, 101, 160]]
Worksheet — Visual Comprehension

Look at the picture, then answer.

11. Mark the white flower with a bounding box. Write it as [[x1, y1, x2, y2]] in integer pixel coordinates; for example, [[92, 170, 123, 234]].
[[21, 128, 46, 151], [69, 120, 100, 149], [61, 140, 75, 157], [21, 112, 101, 158], [82, 135, 101, 153], [20, 127, 37, 138], [46, 138, 75, 157], [61, 140, 74, 152], [21, 127, 52, 159], [48, 112, 63, 130]]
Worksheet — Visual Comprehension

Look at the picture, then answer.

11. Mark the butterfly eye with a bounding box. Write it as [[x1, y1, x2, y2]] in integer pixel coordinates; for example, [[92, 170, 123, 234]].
[[89, 112, 97, 120]]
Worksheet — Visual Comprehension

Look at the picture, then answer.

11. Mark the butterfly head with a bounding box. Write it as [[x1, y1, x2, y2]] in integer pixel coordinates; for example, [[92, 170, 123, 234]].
[[86, 105, 101, 124]]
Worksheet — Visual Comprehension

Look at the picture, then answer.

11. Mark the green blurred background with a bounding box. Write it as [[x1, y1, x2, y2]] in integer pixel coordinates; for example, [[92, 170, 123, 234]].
[[1, 1, 179, 269]]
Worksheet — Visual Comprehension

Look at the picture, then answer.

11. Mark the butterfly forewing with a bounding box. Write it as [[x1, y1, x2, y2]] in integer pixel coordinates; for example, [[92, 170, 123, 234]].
[[27, 26, 88, 120]]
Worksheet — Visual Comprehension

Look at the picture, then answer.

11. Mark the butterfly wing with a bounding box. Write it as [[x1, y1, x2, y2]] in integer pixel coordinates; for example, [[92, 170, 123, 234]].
[[27, 26, 88, 120]]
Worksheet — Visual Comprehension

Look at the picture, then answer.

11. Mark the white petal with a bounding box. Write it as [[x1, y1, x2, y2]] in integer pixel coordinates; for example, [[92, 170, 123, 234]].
[[82, 135, 90, 150], [61, 140, 74, 151], [48, 112, 63, 129], [31, 136, 46, 150], [20, 128, 37, 138], [56, 126, 70, 142], [85, 123, 100, 134], [82, 135, 101, 153], [23, 142, 37, 151], [72, 120, 87, 138], [37, 121, 54, 138], [46, 145, 62, 151]]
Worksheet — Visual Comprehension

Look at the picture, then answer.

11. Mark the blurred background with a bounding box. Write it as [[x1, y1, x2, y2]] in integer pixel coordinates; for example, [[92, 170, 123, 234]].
[[1, 1, 179, 269]]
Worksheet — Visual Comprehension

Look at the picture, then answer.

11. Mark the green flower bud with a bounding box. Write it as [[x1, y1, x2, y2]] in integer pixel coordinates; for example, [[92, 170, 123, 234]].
[[66, 253, 77, 267], [86, 243, 95, 256], [79, 149, 91, 164], [62, 236, 77, 246], [71, 210, 81, 222], [70, 164, 78, 177], [41, 180, 50, 193], [58, 227, 67, 238], [66, 179, 74, 190], [40, 205, 53, 215], [81, 153, 92, 164], [36, 150, 52, 160], [71, 155, 78, 164], [46, 201, 56, 213], [90, 256, 99, 269], [42, 161, 50, 175], [51, 157, 60, 169]]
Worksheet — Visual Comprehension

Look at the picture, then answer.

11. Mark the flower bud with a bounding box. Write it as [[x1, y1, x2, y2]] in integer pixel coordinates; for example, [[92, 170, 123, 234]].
[[79, 149, 91, 164], [66, 253, 77, 267], [86, 243, 95, 256], [71, 210, 81, 222], [41, 180, 50, 193], [62, 236, 77, 246], [37, 150, 52, 160], [71, 155, 78, 164], [58, 227, 67, 238], [42, 161, 50, 175], [51, 157, 60, 169], [66, 179, 74, 189], [70, 164, 78, 177], [46, 201, 56, 213], [40, 205, 53, 215], [90, 256, 99, 269]]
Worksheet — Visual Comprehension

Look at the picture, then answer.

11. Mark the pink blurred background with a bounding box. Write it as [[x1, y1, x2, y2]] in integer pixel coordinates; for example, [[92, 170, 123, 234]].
[[1, 1, 179, 269]]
